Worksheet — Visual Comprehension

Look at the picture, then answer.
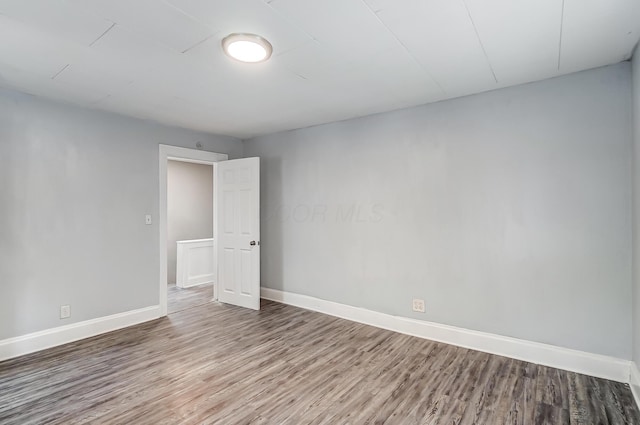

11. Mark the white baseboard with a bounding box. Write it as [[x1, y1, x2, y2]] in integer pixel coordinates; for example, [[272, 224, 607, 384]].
[[0, 305, 161, 361], [261, 288, 630, 383], [1, 289, 633, 390], [631, 362, 640, 409], [178, 280, 215, 289]]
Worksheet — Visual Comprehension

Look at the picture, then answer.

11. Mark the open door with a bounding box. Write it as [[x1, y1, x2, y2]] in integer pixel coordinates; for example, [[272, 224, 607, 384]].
[[215, 157, 260, 310]]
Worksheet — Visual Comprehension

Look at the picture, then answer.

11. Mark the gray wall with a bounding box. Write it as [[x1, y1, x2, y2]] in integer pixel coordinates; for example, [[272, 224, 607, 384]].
[[167, 161, 213, 284], [244, 63, 633, 359], [633, 50, 640, 366], [0, 88, 242, 340]]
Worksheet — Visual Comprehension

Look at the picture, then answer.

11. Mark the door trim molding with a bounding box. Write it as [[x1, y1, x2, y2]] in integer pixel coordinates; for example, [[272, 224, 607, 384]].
[[631, 362, 640, 410], [261, 287, 631, 384], [159, 145, 227, 316]]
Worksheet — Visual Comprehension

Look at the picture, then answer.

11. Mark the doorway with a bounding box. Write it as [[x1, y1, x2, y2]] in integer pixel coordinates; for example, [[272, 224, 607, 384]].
[[159, 145, 262, 317], [167, 159, 214, 314], [159, 145, 227, 317]]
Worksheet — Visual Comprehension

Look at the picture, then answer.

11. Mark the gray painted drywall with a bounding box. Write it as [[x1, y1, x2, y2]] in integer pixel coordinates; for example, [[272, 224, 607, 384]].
[[633, 50, 640, 366], [167, 161, 213, 284], [244, 63, 633, 359], [0, 88, 242, 340]]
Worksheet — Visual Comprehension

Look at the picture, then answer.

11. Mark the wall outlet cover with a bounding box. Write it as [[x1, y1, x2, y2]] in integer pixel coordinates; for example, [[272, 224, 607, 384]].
[[60, 305, 71, 319], [412, 299, 425, 313]]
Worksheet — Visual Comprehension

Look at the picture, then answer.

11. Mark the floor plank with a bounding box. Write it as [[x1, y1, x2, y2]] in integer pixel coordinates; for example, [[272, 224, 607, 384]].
[[0, 299, 638, 424], [167, 283, 213, 314]]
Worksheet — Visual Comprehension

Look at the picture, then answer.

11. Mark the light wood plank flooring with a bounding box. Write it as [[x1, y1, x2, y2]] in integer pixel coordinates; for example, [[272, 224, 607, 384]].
[[168, 283, 213, 315], [1, 299, 638, 424]]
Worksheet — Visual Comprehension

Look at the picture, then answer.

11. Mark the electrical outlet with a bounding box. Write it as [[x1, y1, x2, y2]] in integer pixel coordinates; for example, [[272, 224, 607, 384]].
[[412, 299, 425, 313], [60, 305, 71, 319], [145, 214, 152, 225]]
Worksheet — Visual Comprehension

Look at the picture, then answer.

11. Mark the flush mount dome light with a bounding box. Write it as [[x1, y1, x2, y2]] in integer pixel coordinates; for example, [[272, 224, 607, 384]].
[[222, 33, 273, 63]]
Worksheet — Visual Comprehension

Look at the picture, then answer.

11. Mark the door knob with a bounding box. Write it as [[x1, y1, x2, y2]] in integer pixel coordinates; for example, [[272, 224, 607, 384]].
[[250, 240, 259, 246]]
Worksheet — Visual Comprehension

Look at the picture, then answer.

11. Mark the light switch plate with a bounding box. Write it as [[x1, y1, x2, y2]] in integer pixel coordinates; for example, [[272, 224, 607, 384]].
[[145, 214, 152, 225]]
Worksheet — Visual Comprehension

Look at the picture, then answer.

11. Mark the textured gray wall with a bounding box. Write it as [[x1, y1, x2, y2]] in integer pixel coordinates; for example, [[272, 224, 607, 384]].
[[633, 51, 640, 366], [167, 161, 213, 284], [244, 63, 633, 359], [0, 89, 242, 339]]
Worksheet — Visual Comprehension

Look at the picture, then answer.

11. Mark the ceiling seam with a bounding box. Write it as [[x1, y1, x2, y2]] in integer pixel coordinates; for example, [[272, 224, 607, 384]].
[[181, 34, 217, 54], [273, 40, 318, 58], [51, 64, 69, 80], [260, 1, 326, 82], [162, 0, 211, 29], [90, 94, 111, 105], [359, 0, 445, 94], [262, 1, 320, 45], [89, 22, 116, 47], [557, 0, 565, 70], [461, 0, 498, 84]]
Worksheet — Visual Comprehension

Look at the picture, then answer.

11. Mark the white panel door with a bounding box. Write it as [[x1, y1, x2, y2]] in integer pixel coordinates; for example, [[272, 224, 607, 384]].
[[216, 157, 260, 310]]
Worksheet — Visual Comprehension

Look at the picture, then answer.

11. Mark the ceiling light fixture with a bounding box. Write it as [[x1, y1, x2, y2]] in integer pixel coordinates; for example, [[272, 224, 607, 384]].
[[222, 33, 273, 63]]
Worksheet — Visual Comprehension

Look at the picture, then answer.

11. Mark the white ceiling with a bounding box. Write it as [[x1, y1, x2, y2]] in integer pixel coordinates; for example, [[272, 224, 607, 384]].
[[0, 0, 638, 139]]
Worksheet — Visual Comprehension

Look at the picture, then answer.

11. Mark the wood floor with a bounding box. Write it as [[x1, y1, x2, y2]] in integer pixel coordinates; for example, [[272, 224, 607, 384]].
[[167, 283, 213, 314], [1, 299, 638, 425]]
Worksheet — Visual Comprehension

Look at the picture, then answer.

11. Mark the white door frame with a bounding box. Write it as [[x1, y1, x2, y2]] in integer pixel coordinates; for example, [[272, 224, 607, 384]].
[[159, 144, 228, 316]]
